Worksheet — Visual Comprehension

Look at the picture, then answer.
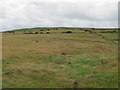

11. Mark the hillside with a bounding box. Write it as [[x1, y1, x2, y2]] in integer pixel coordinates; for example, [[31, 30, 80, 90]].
[[2, 27, 118, 88]]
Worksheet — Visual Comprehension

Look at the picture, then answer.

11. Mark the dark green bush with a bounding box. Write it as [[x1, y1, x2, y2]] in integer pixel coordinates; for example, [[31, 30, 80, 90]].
[[65, 31, 72, 33]]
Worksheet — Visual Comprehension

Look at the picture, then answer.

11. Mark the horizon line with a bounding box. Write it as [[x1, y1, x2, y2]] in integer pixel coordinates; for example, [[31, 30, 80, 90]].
[[1, 26, 119, 32]]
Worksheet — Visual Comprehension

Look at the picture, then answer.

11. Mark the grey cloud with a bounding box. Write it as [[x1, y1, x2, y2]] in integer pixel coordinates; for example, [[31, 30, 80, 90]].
[[59, 2, 118, 21], [1, 0, 118, 31]]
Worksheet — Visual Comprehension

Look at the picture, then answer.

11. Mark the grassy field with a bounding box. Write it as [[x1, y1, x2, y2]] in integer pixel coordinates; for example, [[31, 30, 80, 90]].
[[2, 28, 118, 88]]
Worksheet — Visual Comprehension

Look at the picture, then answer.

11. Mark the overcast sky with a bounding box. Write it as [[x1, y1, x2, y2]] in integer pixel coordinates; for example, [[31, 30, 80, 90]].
[[0, 0, 119, 31]]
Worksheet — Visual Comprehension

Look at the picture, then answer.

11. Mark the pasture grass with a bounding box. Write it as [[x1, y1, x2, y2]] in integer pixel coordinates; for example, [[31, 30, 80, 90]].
[[2, 28, 118, 88]]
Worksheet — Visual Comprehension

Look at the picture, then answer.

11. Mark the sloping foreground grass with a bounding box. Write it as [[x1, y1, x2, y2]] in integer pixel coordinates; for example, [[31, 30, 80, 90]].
[[2, 32, 118, 88]]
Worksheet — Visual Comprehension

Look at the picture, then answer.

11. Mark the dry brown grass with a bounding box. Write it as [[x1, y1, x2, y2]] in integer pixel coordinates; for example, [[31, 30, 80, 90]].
[[2, 30, 118, 88]]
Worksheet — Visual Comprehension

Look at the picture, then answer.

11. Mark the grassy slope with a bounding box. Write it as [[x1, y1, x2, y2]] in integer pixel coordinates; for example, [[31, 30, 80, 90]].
[[2, 29, 118, 88]]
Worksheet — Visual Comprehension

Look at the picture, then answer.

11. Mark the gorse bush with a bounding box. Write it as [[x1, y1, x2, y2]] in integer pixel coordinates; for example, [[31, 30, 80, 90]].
[[66, 31, 72, 33], [34, 32, 39, 34]]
